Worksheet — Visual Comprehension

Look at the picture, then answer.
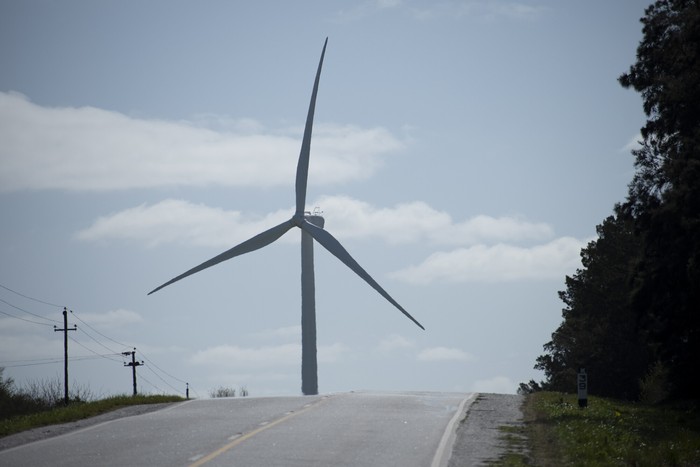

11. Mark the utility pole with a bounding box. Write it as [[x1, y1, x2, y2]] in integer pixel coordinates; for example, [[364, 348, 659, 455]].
[[53, 307, 77, 405], [122, 348, 143, 396]]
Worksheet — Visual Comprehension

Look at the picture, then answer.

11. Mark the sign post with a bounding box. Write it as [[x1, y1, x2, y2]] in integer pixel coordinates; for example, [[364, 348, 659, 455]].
[[577, 368, 588, 408]]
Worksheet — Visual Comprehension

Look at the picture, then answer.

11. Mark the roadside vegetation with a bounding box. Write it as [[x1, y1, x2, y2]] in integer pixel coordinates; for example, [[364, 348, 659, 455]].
[[209, 385, 249, 398], [490, 392, 700, 466], [505, 3, 700, 462], [527, 0, 700, 404], [0, 369, 183, 438]]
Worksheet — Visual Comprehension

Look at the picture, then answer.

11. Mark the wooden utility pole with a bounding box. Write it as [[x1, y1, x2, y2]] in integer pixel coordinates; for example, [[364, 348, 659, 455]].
[[122, 348, 143, 396], [53, 307, 77, 405]]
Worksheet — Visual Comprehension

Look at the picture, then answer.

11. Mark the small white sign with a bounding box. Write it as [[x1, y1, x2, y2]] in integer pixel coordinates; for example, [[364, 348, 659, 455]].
[[577, 368, 588, 407]]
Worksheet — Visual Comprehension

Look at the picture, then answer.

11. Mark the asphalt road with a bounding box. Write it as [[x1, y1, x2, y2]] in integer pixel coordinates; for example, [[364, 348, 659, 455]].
[[0, 391, 479, 467]]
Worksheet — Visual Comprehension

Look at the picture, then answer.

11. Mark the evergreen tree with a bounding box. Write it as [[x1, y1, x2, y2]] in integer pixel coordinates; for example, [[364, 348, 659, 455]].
[[619, 0, 700, 399], [535, 213, 646, 400], [531, 0, 699, 401]]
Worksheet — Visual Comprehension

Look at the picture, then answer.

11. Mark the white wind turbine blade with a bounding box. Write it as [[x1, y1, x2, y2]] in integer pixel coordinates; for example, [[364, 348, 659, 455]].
[[300, 219, 425, 330], [295, 37, 328, 217], [148, 219, 295, 295]]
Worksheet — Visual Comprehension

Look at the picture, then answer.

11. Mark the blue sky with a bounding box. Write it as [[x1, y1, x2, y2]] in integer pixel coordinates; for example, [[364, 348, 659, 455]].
[[1, 0, 648, 398]]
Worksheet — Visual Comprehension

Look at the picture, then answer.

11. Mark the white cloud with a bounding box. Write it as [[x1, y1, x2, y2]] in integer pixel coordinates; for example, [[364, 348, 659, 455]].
[[0, 92, 401, 192], [391, 237, 585, 284], [74, 309, 144, 328], [472, 376, 516, 394], [187, 342, 348, 370], [375, 0, 402, 8], [188, 344, 301, 369], [76, 196, 554, 248], [250, 325, 302, 341], [377, 334, 415, 352], [489, 3, 547, 21], [0, 333, 61, 361], [75, 199, 293, 247], [417, 346, 475, 362], [319, 196, 553, 245], [318, 343, 350, 363], [336, 1, 547, 22]]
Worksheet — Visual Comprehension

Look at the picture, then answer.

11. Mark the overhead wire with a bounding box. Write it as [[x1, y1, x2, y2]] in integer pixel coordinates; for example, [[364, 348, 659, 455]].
[[0, 358, 63, 368], [68, 336, 123, 363], [0, 356, 63, 364], [1, 284, 191, 396], [73, 322, 123, 356], [0, 297, 61, 325], [0, 282, 63, 308], [70, 309, 190, 393], [137, 373, 166, 395], [142, 364, 183, 396], [139, 351, 188, 385], [0, 307, 55, 327], [0, 354, 122, 368], [69, 309, 131, 349]]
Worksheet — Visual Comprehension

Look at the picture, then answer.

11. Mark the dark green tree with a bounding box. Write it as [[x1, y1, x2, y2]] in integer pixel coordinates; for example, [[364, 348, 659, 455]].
[[619, 0, 700, 399], [535, 213, 647, 400], [530, 0, 699, 401]]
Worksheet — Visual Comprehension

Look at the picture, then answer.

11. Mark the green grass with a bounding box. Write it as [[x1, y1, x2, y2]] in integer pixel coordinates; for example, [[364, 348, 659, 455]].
[[490, 392, 700, 466], [486, 425, 529, 466], [0, 394, 184, 437]]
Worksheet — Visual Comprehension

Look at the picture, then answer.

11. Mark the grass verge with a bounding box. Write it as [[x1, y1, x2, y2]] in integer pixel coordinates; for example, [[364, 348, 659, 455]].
[[0, 394, 184, 438], [491, 391, 700, 466]]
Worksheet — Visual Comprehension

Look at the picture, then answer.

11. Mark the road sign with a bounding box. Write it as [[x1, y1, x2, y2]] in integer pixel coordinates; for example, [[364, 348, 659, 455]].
[[577, 368, 588, 408]]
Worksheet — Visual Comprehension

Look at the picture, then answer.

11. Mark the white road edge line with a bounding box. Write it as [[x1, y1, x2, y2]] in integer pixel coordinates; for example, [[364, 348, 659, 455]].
[[431, 392, 478, 467]]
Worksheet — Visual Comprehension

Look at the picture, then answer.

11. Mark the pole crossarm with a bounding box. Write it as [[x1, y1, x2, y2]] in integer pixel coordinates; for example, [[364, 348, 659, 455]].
[[122, 349, 144, 395], [53, 307, 76, 405]]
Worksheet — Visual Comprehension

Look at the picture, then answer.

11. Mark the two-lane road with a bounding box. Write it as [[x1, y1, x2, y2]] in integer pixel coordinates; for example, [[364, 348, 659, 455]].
[[0, 391, 475, 466]]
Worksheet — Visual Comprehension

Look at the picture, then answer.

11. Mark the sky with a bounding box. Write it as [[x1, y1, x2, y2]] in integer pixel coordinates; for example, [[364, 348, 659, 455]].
[[0, 0, 649, 399]]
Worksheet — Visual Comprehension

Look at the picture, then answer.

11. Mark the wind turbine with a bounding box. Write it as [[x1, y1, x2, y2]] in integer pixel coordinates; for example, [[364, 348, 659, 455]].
[[148, 38, 424, 395]]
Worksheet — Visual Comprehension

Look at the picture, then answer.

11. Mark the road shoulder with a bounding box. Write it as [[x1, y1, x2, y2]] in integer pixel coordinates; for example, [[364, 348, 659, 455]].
[[447, 393, 525, 466], [0, 402, 179, 452]]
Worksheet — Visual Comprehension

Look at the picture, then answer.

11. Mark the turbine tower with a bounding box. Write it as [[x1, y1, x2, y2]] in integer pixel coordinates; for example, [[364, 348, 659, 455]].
[[148, 38, 424, 395]]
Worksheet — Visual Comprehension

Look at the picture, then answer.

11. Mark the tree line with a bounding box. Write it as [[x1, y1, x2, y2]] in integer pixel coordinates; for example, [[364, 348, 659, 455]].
[[524, 0, 699, 402]]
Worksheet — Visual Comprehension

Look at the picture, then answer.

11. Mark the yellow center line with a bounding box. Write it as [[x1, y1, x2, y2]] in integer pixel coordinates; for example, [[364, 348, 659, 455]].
[[189, 396, 329, 467]]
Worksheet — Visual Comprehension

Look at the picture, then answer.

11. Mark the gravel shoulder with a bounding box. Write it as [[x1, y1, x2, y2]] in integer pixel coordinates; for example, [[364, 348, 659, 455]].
[[0, 402, 179, 452], [448, 393, 526, 466]]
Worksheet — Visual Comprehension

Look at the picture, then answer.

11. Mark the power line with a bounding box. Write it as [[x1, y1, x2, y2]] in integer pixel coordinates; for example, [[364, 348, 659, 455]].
[[0, 282, 63, 308], [0, 297, 61, 324], [70, 354, 121, 363], [0, 356, 64, 364], [68, 336, 123, 363], [69, 309, 190, 393], [69, 309, 131, 348], [140, 351, 188, 385], [0, 359, 63, 368], [137, 373, 165, 395], [0, 286, 191, 396], [143, 364, 183, 396], [0, 307, 55, 327], [1, 354, 121, 368], [74, 325, 122, 356]]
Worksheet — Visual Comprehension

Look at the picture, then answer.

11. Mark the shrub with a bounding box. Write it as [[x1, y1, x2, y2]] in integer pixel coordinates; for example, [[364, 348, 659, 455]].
[[209, 386, 250, 398], [0, 368, 45, 420], [639, 361, 670, 404], [21, 375, 94, 406], [209, 386, 236, 398]]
